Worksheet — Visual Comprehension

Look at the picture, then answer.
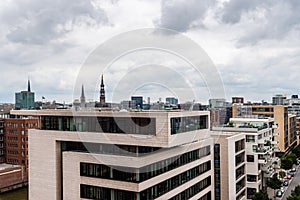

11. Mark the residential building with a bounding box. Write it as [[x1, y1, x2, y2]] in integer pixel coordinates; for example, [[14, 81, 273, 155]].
[[15, 80, 35, 110], [11, 109, 214, 200], [232, 104, 293, 152], [212, 117, 277, 200], [288, 114, 297, 147], [209, 99, 227, 109]]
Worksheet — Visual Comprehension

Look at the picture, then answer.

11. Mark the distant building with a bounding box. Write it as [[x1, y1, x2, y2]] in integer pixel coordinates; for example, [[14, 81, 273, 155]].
[[209, 99, 227, 109], [232, 104, 295, 153], [120, 100, 136, 110], [4, 118, 39, 181], [210, 107, 232, 127], [80, 84, 86, 106], [232, 97, 244, 104], [15, 80, 35, 110], [272, 94, 286, 105], [131, 96, 143, 109], [166, 97, 178, 106], [0, 120, 4, 164], [99, 75, 106, 107]]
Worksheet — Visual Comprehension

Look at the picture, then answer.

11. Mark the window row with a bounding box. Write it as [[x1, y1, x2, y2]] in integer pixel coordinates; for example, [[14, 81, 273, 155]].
[[169, 178, 211, 200], [80, 147, 211, 183]]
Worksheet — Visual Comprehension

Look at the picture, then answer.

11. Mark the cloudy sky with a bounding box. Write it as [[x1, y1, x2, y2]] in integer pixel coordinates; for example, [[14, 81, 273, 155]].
[[0, 0, 300, 104]]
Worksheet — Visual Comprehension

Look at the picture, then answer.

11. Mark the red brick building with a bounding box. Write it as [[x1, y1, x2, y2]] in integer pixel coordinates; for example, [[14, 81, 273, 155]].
[[4, 118, 39, 180], [0, 119, 4, 163], [0, 164, 25, 192]]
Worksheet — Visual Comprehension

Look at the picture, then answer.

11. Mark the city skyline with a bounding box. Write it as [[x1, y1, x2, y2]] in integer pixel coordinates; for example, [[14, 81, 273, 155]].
[[0, 0, 300, 104]]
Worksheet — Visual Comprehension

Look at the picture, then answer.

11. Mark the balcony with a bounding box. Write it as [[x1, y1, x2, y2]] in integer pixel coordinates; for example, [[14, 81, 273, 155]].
[[258, 158, 267, 164], [258, 139, 266, 144], [272, 124, 278, 129], [271, 140, 279, 145], [273, 132, 279, 136], [255, 147, 270, 154], [274, 147, 281, 152]]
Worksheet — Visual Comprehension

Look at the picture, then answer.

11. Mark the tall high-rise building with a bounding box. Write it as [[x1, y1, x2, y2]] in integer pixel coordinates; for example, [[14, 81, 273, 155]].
[[99, 75, 106, 107], [12, 109, 213, 200], [15, 80, 35, 110]]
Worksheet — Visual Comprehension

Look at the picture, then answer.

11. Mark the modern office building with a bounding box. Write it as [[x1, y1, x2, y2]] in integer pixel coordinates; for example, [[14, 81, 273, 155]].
[[212, 117, 277, 200], [15, 80, 35, 110], [232, 104, 295, 152], [166, 97, 178, 106], [131, 96, 143, 109], [272, 94, 286, 105], [11, 109, 214, 200]]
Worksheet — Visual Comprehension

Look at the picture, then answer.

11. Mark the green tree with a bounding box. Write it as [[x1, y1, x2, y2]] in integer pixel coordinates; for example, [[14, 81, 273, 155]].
[[287, 185, 300, 200], [267, 173, 282, 199], [253, 190, 270, 200], [292, 145, 300, 158], [281, 157, 293, 169], [279, 170, 286, 180], [287, 153, 298, 164]]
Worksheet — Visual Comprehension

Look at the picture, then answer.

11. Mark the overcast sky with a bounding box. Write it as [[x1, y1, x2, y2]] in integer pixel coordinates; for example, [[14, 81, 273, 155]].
[[1, 0, 300, 104]]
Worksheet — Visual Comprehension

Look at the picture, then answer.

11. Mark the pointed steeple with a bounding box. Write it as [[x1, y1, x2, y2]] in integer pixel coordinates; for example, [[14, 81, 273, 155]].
[[28, 79, 31, 92], [80, 84, 86, 104], [100, 74, 106, 107]]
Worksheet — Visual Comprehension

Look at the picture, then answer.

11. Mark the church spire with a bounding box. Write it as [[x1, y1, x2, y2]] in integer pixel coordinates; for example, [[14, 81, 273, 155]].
[[28, 79, 31, 92], [100, 74, 106, 107], [80, 84, 86, 104]]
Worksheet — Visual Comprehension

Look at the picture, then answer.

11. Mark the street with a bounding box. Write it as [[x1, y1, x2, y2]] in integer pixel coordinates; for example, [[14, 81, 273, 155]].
[[282, 165, 300, 199]]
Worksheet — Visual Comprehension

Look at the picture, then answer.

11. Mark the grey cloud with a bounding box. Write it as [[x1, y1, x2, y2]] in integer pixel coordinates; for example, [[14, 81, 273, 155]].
[[157, 0, 215, 32], [3, 0, 108, 45], [220, 0, 300, 45]]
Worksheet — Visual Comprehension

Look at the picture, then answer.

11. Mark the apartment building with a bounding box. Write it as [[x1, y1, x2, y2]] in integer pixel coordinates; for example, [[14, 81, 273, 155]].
[[232, 104, 296, 152], [212, 117, 277, 200], [11, 109, 214, 200]]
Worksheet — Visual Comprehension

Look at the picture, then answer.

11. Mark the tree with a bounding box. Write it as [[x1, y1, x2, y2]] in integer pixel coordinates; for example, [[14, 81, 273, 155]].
[[267, 173, 282, 199], [279, 170, 286, 180], [287, 153, 298, 164], [292, 145, 300, 158], [281, 157, 293, 169], [253, 190, 270, 200], [287, 185, 300, 200]]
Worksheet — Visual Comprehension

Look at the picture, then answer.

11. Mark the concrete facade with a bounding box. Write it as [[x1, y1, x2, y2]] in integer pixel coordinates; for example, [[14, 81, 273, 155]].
[[12, 110, 214, 200]]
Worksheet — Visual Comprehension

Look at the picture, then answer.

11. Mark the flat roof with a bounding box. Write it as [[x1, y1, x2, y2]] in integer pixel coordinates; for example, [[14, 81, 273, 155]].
[[10, 109, 210, 117]]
